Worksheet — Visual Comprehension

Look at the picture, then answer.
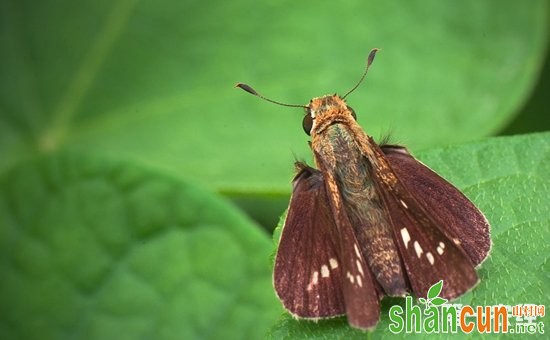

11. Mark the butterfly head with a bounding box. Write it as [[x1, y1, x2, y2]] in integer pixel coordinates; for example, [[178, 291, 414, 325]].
[[303, 95, 357, 136]]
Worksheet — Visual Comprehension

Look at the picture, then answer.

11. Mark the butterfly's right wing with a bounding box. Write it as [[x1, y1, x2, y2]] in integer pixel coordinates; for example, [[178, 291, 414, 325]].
[[381, 145, 491, 266]]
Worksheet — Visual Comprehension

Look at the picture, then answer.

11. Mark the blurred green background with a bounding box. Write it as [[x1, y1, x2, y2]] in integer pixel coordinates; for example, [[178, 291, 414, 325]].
[[1, 0, 548, 339]]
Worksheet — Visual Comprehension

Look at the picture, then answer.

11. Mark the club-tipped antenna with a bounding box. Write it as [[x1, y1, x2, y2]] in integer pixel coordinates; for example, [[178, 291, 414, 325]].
[[342, 48, 380, 99], [235, 83, 306, 108]]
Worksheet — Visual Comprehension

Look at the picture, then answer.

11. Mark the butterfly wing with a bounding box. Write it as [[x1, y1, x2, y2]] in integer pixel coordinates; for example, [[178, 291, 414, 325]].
[[363, 145, 483, 300], [382, 145, 491, 265], [274, 162, 381, 329], [274, 163, 345, 318], [376, 181, 479, 300]]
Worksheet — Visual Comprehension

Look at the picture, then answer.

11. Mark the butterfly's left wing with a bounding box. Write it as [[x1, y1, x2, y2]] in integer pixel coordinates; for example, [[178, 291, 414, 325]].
[[274, 162, 381, 329], [274, 163, 346, 319]]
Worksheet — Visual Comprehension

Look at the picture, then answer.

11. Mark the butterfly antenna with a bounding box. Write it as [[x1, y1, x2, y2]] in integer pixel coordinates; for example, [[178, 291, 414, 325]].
[[235, 83, 306, 108], [342, 48, 380, 99]]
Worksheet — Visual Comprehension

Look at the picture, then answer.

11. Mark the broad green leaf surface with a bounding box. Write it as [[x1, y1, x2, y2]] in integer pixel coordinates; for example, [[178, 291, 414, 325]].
[[0, 153, 280, 340], [268, 132, 549, 339], [0, 0, 548, 193]]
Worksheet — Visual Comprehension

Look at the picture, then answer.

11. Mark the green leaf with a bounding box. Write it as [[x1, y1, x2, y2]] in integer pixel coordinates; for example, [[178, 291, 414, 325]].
[[269, 132, 550, 338], [418, 297, 427, 304], [0, 153, 280, 340], [430, 297, 448, 306], [427, 280, 443, 300], [0, 0, 548, 193]]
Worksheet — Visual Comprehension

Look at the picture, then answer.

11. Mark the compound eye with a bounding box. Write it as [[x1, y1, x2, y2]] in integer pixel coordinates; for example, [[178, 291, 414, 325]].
[[347, 106, 357, 120], [302, 114, 313, 136]]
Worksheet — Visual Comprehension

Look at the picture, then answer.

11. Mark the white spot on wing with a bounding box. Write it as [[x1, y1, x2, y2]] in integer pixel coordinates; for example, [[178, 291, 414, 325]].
[[356, 275, 363, 287], [437, 241, 446, 254], [306, 271, 319, 291], [453, 238, 461, 245], [321, 265, 329, 278], [400, 199, 408, 209], [329, 258, 338, 269], [426, 252, 434, 265], [414, 241, 423, 258], [347, 271, 354, 283], [354, 244, 361, 258], [356, 259, 364, 276], [401, 228, 411, 249]]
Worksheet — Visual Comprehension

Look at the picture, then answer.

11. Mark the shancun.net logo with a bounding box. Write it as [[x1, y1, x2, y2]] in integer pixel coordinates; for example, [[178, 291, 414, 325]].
[[389, 280, 545, 335]]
